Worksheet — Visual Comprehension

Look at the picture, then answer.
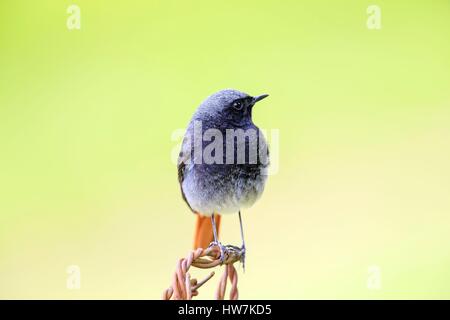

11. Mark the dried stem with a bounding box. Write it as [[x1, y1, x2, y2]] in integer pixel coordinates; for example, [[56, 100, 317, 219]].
[[162, 244, 244, 300]]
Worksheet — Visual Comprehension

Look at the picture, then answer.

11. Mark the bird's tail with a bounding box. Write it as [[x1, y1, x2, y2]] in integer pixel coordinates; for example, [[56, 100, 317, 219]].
[[193, 213, 221, 249]]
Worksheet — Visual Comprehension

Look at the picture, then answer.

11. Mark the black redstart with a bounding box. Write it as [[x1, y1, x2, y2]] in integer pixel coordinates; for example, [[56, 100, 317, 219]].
[[177, 89, 269, 265]]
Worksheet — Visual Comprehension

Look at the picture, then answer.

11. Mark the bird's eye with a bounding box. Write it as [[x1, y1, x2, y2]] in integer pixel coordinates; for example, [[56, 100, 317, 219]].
[[232, 101, 243, 110]]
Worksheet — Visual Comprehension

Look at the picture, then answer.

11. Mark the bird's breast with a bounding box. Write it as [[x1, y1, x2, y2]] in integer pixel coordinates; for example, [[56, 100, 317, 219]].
[[180, 121, 269, 215]]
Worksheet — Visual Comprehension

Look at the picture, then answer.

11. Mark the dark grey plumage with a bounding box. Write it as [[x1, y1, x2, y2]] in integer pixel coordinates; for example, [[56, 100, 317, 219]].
[[178, 89, 269, 216]]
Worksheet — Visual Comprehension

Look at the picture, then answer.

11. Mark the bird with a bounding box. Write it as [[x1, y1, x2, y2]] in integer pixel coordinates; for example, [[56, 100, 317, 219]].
[[177, 89, 269, 267]]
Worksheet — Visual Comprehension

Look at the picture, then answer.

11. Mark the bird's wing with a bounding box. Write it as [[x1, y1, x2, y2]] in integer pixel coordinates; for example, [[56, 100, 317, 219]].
[[178, 132, 219, 249], [177, 135, 194, 212]]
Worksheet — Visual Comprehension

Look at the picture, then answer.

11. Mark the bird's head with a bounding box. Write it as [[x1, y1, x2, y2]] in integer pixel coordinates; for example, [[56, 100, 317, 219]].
[[195, 89, 269, 128]]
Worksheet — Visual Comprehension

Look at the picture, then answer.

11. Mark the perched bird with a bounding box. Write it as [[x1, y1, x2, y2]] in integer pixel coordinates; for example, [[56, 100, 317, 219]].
[[177, 89, 269, 265]]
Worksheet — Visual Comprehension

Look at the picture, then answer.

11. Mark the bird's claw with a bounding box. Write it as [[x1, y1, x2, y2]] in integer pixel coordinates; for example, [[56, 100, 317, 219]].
[[208, 242, 246, 268], [208, 241, 228, 264], [240, 244, 246, 272]]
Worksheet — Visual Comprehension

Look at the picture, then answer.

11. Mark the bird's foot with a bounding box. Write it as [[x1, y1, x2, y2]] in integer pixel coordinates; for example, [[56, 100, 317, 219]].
[[240, 244, 246, 272], [208, 241, 228, 264]]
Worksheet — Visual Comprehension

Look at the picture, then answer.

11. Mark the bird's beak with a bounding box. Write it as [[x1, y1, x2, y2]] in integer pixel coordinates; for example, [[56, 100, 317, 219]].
[[253, 94, 269, 103]]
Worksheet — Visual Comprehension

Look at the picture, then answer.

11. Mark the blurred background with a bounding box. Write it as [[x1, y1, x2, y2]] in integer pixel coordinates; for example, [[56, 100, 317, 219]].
[[0, 0, 449, 299]]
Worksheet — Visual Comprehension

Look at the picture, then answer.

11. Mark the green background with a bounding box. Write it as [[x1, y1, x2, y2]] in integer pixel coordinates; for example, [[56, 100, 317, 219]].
[[1, 0, 449, 299]]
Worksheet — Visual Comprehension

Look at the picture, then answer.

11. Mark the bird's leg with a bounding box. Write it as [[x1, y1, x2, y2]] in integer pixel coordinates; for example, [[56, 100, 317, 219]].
[[238, 210, 246, 271], [209, 213, 227, 263]]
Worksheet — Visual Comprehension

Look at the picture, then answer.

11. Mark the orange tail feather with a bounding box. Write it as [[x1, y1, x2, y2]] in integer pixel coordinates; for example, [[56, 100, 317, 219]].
[[193, 214, 221, 249]]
